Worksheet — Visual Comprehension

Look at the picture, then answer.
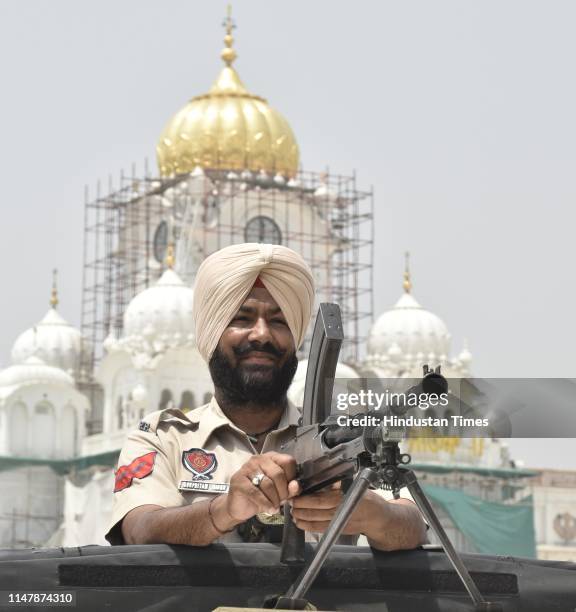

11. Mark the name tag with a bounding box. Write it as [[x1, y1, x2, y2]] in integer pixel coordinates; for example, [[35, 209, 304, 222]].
[[179, 480, 230, 493]]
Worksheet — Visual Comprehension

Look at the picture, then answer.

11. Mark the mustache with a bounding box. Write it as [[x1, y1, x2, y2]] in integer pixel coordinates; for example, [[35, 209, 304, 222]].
[[233, 342, 285, 358]]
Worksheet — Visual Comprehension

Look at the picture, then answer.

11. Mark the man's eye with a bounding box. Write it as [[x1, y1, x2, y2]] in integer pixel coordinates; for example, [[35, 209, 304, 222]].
[[233, 316, 249, 322], [271, 319, 288, 326]]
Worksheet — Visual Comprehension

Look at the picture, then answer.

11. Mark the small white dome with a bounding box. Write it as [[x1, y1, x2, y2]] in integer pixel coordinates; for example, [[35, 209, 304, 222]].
[[0, 356, 75, 388], [11, 308, 85, 374], [288, 359, 360, 407], [368, 292, 451, 360], [458, 346, 472, 364], [123, 269, 194, 349]]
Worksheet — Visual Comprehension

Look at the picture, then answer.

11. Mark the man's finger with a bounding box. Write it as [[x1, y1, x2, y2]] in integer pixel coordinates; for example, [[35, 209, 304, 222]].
[[287, 479, 301, 498], [264, 452, 298, 482], [293, 519, 332, 533], [258, 455, 290, 503], [292, 490, 342, 510], [243, 475, 280, 513], [291, 507, 336, 522], [253, 474, 281, 509]]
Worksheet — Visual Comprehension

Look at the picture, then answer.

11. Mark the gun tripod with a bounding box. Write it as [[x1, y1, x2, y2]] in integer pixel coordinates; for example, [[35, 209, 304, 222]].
[[270, 441, 502, 611]]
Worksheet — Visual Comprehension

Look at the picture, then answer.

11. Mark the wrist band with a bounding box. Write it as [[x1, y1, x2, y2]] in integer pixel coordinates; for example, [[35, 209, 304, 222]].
[[208, 495, 233, 535]]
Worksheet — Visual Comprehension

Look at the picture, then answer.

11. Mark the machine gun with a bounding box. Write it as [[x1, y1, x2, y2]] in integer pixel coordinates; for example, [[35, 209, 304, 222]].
[[268, 303, 501, 611]]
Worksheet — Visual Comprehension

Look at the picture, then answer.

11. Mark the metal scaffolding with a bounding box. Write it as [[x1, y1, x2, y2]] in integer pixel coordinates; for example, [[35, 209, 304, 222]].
[[81, 166, 373, 432]]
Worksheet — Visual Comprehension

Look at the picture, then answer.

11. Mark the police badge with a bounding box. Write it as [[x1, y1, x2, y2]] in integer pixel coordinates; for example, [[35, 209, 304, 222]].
[[180, 448, 228, 493], [182, 448, 218, 480]]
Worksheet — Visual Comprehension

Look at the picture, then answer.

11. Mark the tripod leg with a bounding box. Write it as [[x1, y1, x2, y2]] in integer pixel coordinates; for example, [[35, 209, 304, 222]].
[[282, 468, 380, 604], [403, 470, 499, 611]]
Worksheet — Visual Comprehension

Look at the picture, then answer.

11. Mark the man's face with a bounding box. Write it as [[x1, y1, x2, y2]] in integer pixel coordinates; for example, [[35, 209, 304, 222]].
[[209, 287, 298, 406]]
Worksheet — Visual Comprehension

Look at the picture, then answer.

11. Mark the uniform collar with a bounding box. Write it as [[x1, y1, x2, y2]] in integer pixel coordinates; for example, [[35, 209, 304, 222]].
[[178, 396, 301, 448], [276, 399, 301, 429]]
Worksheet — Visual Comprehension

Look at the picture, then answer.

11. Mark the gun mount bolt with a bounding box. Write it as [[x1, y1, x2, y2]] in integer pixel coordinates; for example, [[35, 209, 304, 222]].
[[384, 467, 397, 482]]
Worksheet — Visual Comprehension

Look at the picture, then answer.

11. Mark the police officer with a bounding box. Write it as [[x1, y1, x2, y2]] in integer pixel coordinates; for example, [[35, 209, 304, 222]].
[[105, 244, 427, 550]]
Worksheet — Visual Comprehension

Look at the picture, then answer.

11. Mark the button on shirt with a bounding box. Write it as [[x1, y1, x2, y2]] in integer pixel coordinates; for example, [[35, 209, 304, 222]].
[[105, 397, 414, 546]]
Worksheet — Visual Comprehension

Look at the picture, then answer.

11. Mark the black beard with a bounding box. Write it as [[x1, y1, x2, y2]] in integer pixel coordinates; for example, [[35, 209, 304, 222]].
[[209, 343, 298, 408]]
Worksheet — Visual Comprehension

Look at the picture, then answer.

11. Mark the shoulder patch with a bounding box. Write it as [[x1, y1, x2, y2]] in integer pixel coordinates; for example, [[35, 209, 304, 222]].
[[134, 410, 164, 435], [114, 451, 157, 493]]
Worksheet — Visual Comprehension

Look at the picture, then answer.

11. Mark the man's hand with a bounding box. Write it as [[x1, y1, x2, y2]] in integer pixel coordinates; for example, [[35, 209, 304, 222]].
[[290, 482, 428, 551], [290, 482, 374, 535], [221, 451, 301, 523]]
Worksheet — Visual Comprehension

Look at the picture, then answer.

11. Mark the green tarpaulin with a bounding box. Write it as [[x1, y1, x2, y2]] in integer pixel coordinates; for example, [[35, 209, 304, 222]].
[[411, 462, 537, 479], [421, 483, 536, 558], [0, 451, 120, 475]]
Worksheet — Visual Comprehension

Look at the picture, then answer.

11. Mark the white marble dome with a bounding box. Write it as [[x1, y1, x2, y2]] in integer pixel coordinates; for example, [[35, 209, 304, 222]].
[[122, 269, 194, 351], [0, 356, 75, 389], [288, 359, 360, 408], [367, 291, 451, 361], [11, 308, 85, 374]]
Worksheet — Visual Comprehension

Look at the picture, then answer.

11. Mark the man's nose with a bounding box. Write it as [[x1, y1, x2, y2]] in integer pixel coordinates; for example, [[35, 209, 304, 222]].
[[247, 316, 274, 345]]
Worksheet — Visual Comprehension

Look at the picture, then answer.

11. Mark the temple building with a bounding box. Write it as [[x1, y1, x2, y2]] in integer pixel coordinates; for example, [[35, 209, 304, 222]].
[[0, 11, 573, 561], [0, 277, 89, 547]]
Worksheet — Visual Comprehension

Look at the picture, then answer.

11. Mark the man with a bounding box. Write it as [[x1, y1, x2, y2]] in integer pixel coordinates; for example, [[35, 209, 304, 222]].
[[105, 243, 427, 550]]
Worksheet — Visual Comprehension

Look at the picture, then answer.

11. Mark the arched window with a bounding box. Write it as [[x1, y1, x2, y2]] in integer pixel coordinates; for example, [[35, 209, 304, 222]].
[[179, 391, 195, 411], [32, 402, 56, 458], [159, 389, 173, 410], [203, 392, 212, 405], [10, 402, 28, 457]]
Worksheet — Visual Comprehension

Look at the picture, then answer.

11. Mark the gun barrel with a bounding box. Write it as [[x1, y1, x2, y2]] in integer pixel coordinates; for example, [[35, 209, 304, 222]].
[[389, 371, 448, 416], [322, 423, 364, 448]]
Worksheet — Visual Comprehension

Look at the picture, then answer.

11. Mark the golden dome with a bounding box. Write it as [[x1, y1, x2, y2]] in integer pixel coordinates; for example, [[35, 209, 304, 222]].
[[156, 11, 299, 178]]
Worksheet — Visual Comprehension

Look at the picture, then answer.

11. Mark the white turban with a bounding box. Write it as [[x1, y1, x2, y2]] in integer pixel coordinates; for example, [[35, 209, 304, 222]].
[[193, 243, 315, 362]]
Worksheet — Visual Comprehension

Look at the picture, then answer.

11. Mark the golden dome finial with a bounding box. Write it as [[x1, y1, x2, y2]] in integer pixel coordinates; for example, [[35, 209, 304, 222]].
[[165, 242, 175, 270], [403, 251, 412, 293], [50, 268, 59, 308], [221, 5, 237, 66], [156, 9, 300, 178]]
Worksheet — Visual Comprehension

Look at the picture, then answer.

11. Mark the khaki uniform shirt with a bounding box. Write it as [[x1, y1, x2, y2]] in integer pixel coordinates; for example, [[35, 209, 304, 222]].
[[105, 397, 413, 545]]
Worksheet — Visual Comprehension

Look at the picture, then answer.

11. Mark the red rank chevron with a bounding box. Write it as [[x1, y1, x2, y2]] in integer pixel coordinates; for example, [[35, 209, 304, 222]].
[[114, 451, 157, 493]]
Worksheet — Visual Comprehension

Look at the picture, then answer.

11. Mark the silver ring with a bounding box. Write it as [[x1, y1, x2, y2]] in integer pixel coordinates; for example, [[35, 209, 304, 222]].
[[251, 473, 265, 487]]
